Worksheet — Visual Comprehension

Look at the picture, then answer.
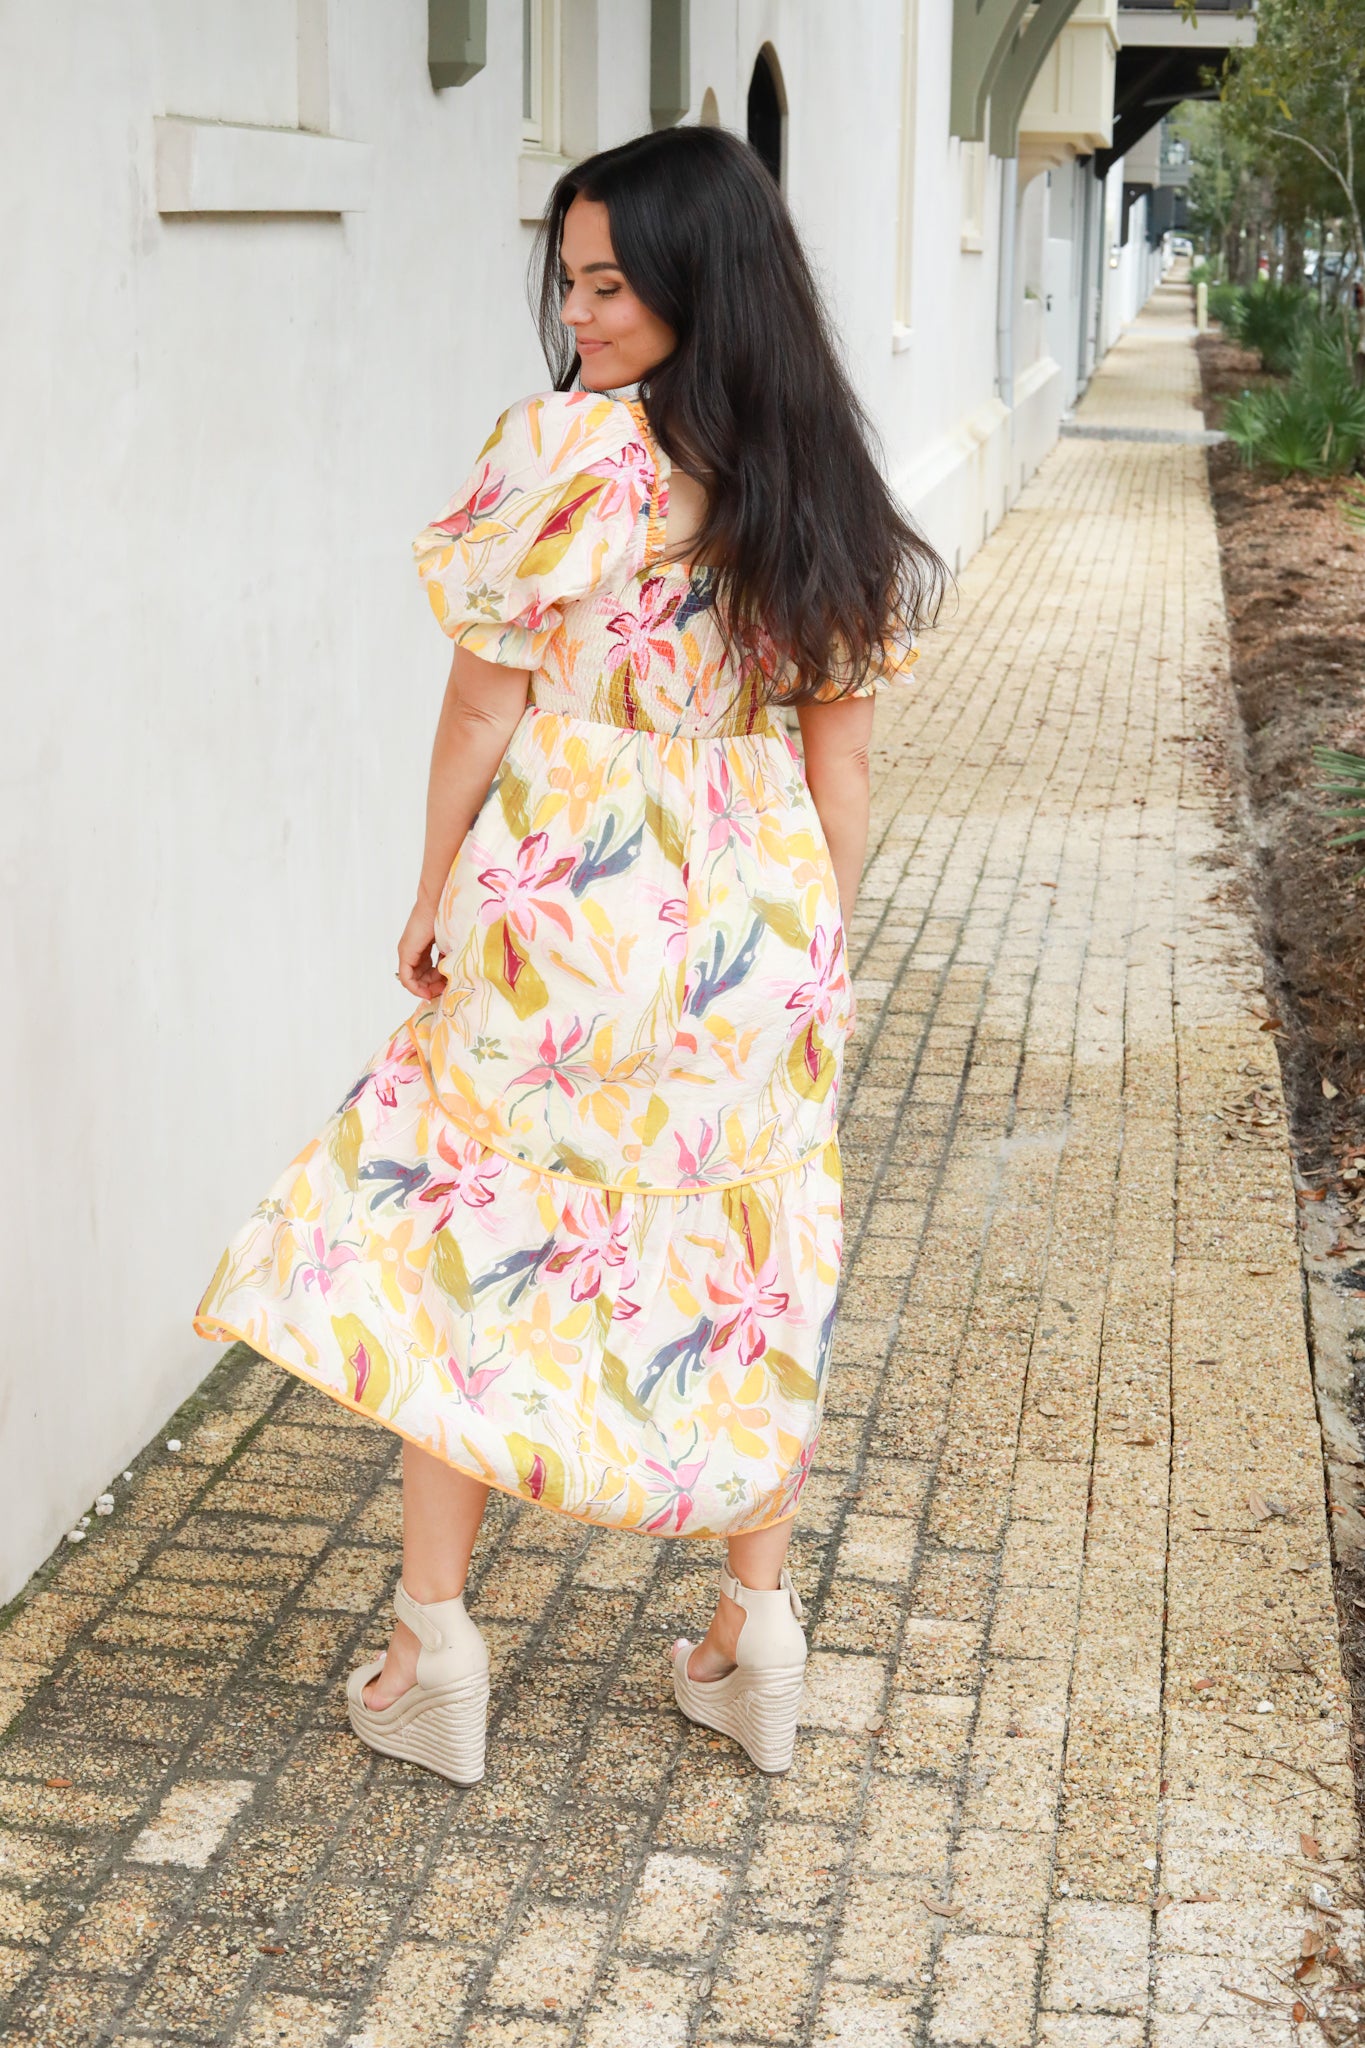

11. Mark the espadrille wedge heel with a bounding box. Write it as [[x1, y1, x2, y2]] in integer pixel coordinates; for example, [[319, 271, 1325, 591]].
[[670, 1564, 806, 1774], [346, 1581, 489, 1786]]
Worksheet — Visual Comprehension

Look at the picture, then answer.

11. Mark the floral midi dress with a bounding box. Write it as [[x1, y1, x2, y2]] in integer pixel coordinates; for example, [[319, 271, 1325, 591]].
[[195, 390, 916, 1537]]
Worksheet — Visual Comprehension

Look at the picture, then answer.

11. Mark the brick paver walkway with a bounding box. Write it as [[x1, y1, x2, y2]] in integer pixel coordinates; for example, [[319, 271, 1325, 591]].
[[1, 282, 1357, 2047], [1069, 287, 1205, 434]]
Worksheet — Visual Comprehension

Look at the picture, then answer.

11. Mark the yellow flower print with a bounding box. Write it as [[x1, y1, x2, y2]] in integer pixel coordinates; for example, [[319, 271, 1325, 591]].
[[704, 1015, 761, 1086], [510, 1295, 580, 1390], [437, 1066, 508, 1149], [666, 1243, 701, 1318], [362, 1218, 429, 1314], [579, 1085, 628, 1138], [545, 739, 605, 834], [587, 930, 640, 996], [697, 1369, 770, 1460]]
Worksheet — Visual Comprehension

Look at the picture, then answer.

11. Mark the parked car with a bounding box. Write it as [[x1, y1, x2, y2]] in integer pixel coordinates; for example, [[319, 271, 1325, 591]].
[[1320, 252, 1364, 295]]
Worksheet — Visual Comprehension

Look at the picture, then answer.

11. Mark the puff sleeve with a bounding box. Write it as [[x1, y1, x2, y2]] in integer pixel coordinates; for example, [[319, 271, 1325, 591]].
[[804, 629, 920, 702], [413, 393, 651, 670]]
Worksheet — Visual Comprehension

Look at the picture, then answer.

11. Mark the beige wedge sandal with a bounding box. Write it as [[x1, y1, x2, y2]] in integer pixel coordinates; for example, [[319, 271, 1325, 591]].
[[670, 1564, 807, 1774], [346, 1582, 490, 1786]]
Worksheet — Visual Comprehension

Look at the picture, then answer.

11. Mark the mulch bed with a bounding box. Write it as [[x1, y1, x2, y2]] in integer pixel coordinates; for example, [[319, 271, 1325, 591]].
[[1199, 331, 1365, 1880], [1200, 334, 1365, 1152]]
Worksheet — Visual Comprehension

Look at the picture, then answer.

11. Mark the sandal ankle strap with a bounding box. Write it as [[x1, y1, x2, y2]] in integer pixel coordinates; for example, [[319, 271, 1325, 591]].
[[392, 1581, 488, 1688], [394, 1581, 477, 1650], [720, 1563, 805, 1623]]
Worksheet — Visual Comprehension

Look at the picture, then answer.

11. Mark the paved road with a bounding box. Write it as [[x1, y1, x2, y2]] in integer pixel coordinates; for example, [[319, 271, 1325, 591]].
[[0, 281, 1356, 2046]]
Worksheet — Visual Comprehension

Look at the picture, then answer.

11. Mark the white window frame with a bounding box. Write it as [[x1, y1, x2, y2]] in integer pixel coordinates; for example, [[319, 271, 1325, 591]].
[[961, 138, 986, 254], [519, 0, 572, 221], [522, 0, 561, 154], [893, 0, 919, 351]]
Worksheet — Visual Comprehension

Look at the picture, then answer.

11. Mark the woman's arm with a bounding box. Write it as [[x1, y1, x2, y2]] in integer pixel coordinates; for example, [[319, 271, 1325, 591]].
[[795, 694, 876, 924], [396, 645, 531, 999]]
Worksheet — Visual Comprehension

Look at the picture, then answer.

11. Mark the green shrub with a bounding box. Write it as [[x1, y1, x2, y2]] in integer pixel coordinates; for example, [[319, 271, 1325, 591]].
[[1225, 281, 1313, 374], [1294, 313, 1358, 396], [1208, 281, 1243, 327], [1190, 260, 1214, 287], [1223, 315, 1365, 475]]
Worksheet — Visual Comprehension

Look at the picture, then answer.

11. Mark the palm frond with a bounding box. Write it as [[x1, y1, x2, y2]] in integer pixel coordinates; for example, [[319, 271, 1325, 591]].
[[1313, 745, 1365, 874]]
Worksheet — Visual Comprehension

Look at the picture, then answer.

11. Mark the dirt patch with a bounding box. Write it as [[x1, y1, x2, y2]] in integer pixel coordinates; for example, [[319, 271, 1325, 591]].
[[1199, 330, 1365, 1852], [1200, 333, 1365, 1166]]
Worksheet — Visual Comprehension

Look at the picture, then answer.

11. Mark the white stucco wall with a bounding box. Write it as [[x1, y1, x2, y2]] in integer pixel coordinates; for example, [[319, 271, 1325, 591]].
[[1043, 160, 1089, 409], [3, 3, 563, 1597], [1, 0, 1143, 1602], [1097, 179, 1165, 355]]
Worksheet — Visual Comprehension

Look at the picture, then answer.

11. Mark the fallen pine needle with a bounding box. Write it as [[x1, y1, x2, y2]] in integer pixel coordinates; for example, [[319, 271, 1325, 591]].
[[1221, 1981, 1283, 2011]]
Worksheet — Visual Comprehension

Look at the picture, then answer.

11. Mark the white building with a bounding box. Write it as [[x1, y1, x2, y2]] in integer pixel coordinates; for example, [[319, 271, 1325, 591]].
[[0, 0, 1250, 1603]]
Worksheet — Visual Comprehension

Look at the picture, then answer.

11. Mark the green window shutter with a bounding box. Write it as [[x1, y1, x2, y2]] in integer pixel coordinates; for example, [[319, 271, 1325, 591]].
[[651, 0, 690, 129], [430, 0, 487, 89]]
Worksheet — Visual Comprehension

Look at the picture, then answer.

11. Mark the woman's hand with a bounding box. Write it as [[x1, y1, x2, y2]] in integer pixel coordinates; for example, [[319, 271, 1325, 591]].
[[397, 894, 447, 1001]]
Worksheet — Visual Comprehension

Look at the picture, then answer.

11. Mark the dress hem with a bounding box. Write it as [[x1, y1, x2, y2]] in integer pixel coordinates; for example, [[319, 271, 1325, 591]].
[[192, 1314, 804, 1542]]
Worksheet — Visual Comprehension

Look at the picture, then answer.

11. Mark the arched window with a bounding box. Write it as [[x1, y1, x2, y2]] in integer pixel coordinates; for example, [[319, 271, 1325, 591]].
[[746, 45, 784, 185]]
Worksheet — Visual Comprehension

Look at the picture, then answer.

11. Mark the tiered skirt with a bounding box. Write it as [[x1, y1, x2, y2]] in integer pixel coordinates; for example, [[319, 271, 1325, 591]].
[[195, 706, 853, 1536]]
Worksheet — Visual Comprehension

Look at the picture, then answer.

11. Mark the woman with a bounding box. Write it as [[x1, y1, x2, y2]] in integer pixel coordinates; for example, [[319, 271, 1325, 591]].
[[195, 126, 944, 1783]]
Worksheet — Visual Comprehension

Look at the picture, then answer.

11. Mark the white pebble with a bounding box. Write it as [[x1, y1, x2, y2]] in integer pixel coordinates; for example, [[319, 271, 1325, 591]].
[[122, 1470, 133, 1482], [79, 1515, 91, 1527], [165, 1439, 182, 1452], [1255, 1699, 1273, 1713], [65, 1529, 85, 1543], [1142, 1856, 1157, 1870], [1309, 1882, 1334, 1910], [94, 1494, 115, 1515]]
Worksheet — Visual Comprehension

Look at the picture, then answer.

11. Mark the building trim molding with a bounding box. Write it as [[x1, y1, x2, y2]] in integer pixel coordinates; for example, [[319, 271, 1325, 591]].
[[153, 117, 373, 216]]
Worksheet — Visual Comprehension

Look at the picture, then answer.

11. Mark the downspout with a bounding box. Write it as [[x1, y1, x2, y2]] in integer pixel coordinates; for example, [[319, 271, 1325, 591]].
[[1075, 164, 1094, 400], [996, 152, 1019, 509], [1093, 164, 1109, 368]]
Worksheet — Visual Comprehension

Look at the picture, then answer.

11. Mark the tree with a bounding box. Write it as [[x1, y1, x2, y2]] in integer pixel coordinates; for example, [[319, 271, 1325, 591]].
[[1174, 100, 1267, 282], [1221, 0, 1365, 325]]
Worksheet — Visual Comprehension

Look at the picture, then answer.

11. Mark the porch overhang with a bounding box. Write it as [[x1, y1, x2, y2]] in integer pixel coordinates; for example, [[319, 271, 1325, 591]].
[[1093, 0, 1255, 179], [952, 0, 1121, 166], [1014, 0, 1120, 180]]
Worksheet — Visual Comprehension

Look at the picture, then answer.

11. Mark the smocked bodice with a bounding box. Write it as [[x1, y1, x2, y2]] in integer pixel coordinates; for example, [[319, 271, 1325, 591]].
[[530, 561, 779, 738]]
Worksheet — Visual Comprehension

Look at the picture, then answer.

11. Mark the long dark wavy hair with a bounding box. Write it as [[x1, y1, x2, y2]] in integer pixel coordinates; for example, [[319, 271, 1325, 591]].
[[532, 126, 947, 701]]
